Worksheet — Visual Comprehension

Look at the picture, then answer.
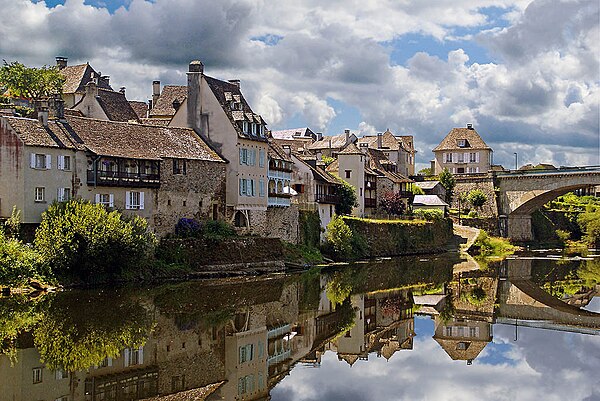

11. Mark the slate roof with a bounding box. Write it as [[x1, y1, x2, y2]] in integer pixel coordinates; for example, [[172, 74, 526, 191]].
[[268, 140, 293, 162], [338, 142, 362, 155], [60, 63, 113, 94], [433, 127, 492, 152], [3, 116, 81, 150], [294, 154, 341, 185], [308, 132, 356, 150], [358, 130, 400, 150], [415, 180, 441, 190], [94, 89, 140, 122], [413, 195, 448, 206], [367, 148, 412, 183], [271, 127, 316, 141], [67, 116, 224, 162], [149, 85, 188, 117], [129, 101, 148, 120]]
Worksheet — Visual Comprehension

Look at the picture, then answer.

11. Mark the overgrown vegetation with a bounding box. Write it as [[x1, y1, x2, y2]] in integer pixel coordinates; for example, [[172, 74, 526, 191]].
[[413, 209, 444, 221], [471, 230, 518, 260]]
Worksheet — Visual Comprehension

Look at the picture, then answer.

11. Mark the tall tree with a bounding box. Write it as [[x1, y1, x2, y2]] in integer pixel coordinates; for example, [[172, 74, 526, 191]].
[[335, 180, 358, 215], [438, 168, 456, 204], [0, 61, 64, 100]]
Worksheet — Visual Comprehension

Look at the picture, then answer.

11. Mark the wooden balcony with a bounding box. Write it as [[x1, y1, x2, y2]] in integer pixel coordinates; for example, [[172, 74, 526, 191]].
[[87, 170, 160, 188], [315, 193, 340, 204], [364, 197, 377, 208]]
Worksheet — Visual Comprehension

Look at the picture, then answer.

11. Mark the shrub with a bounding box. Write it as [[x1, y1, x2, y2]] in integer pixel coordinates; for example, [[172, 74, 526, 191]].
[[4, 206, 21, 240], [175, 218, 202, 238], [203, 219, 236, 242], [34, 200, 156, 281], [0, 230, 47, 286], [413, 209, 444, 221], [467, 210, 478, 218], [438, 168, 455, 204], [335, 180, 358, 216], [411, 185, 425, 195], [467, 189, 487, 210], [380, 191, 407, 215], [325, 215, 353, 257], [578, 211, 600, 246], [555, 229, 571, 244]]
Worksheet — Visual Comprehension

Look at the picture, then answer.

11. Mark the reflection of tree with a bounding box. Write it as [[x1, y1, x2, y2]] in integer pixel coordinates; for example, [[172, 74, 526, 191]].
[[0, 295, 47, 362], [439, 296, 456, 324], [298, 267, 321, 311], [33, 291, 153, 371], [579, 258, 600, 286], [326, 271, 354, 306], [331, 298, 357, 340]]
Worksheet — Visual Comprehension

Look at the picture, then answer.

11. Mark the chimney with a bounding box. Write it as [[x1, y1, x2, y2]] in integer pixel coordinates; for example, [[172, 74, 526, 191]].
[[152, 80, 161, 107], [344, 129, 350, 144], [187, 60, 205, 134], [101, 75, 110, 86], [172, 99, 181, 111], [228, 79, 240, 89], [38, 107, 49, 127], [316, 132, 323, 141], [85, 80, 98, 97], [49, 94, 65, 121], [467, 123, 473, 129], [377, 132, 383, 149], [119, 87, 126, 95], [282, 144, 291, 156], [55, 56, 68, 70]]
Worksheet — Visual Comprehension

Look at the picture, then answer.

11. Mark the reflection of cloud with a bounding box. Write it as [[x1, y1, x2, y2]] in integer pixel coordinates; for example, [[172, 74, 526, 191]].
[[271, 318, 600, 401]]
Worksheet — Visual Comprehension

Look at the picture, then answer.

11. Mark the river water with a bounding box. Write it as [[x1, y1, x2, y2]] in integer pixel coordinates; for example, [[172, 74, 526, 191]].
[[1, 250, 599, 401]]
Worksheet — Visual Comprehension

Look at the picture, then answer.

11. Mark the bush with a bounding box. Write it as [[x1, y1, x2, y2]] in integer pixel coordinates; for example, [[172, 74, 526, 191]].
[[335, 180, 358, 216], [413, 209, 444, 221], [0, 230, 48, 286], [380, 191, 407, 215], [467, 189, 487, 210], [175, 218, 202, 238], [34, 200, 156, 282], [325, 215, 353, 257], [578, 211, 600, 247], [467, 210, 478, 218], [202, 219, 236, 242]]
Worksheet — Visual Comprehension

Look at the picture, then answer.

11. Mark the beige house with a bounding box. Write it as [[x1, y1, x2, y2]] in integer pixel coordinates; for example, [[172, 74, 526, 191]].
[[433, 124, 493, 175], [357, 130, 416, 177], [148, 61, 270, 234], [56, 57, 113, 109], [0, 112, 226, 237], [71, 82, 139, 123]]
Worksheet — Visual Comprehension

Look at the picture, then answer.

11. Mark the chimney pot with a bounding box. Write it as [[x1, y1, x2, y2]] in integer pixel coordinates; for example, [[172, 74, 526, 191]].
[[377, 132, 383, 149], [38, 107, 49, 127], [55, 56, 68, 69], [467, 123, 473, 129], [189, 60, 204, 73], [228, 79, 240, 89], [119, 87, 126, 95]]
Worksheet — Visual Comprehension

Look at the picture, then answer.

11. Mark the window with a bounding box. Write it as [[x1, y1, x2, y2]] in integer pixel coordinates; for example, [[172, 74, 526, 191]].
[[259, 124, 264, 137], [97, 357, 113, 368], [457, 139, 466, 147], [95, 193, 114, 207], [55, 369, 68, 380], [345, 170, 351, 179], [251, 123, 257, 136], [469, 152, 477, 163], [31, 153, 51, 169], [173, 159, 187, 175], [238, 375, 255, 395], [57, 155, 71, 170], [239, 148, 255, 165], [239, 178, 255, 196], [239, 344, 254, 364], [34, 187, 45, 202], [33, 367, 42, 384], [259, 179, 265, 197], [125, 191, 144, 210], [242, 121, 249, 134], [124, 347, 144, 367], [57, 188, 70, 202], [457, 153, 464, 163], [171, 375, 185, 392], [444, 152, 453, 163], [259, 149, 265, 167], [456, 342, 469, 350]]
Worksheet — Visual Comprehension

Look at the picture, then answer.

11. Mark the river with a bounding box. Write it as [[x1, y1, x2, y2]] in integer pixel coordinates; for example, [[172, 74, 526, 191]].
[[0, 249, 599, 401]]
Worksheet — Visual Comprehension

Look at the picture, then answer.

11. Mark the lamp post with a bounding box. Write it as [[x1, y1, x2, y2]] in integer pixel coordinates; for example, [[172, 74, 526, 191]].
[[514, 152, 518, 170]]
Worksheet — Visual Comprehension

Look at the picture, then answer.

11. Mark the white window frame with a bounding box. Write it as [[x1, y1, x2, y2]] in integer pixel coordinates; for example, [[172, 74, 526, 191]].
[[31, 153, 51, 169], [444, 152, 453, 163], [33, 367, 42, 384], [125, 191, 144, 210], [34, 187, 45, 202], [57, 155, 71, 171], [124, 347, 144, 367], [95, 193, 114, 207], [259, 149, 265, 167], [251, 123, 257, 136], [57, 187, 71, 202], [242, 121, 249, 134], [259, 179, 265, 197]]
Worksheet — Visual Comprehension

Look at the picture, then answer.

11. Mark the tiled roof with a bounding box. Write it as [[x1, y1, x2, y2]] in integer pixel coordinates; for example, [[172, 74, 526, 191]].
[[95, 89, 140, 122], [273, 138, 312, 153], [271, 127, 315, 140], [397, 135, 415, 152], [294, 155, 341, 185], [367, 148, 412, 183], [66, 116, 225, 162], [434, 338, 488, 361], [358, 131, 400, 151], [413, 195, 448, 206], [433, 127, 491, 151], [338, 142, 362, 155], [60, 63, 113, 94], [140, 118, 170, 127], [3, 116, 81, 149], [129, 101, 148, 120], [308, 132, 355, 150], [204, 75, 268, 142], [268, 140, 293, 162], [149, 85, 187, 117]]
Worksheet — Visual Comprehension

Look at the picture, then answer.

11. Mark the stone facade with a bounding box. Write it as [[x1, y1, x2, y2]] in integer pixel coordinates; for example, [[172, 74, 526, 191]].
[[266, 204, 299, 243], [453, 175, 498, 217]]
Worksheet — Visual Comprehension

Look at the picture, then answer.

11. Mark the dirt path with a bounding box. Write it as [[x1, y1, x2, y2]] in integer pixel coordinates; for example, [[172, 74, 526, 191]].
[[451, 224, 481, 252]]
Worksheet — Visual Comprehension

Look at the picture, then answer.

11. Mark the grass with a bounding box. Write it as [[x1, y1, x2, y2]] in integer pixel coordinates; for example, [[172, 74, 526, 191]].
[[283, 242, 324, 265], [342, 216, 428, 225], [471, 230, 519, 261]]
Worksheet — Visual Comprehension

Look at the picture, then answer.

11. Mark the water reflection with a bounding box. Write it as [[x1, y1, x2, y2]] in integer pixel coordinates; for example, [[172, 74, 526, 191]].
[[0, 252, 599, 401]]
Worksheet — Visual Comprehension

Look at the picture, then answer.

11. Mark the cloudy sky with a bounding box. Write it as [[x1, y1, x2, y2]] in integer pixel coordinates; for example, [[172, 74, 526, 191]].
[[1, 0, 599, 170]]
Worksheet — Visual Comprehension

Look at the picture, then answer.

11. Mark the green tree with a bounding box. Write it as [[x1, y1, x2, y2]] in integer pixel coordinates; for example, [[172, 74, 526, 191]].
[[335, 180, 358, 215], [438, 168, 456, 204], [418, 167, 433, 176], [467, 189, 487, 210], [411, 185, 425, 195], [321, 155, 335, 167], [34, 200, 156, 282], [326, 215, 353, 256], [578, 210, 600, 247], [0, 230, 48, 287], [0, 61, 64, 100]]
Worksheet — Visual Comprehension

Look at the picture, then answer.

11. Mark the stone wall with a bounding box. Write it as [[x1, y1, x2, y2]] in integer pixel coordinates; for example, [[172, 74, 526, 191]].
[[298, 210, 321, 247], [342, 217, 453, 257], [266, 204, 300, 243], [159, 237, 285, 274], [451, 216, 500, 236], [154, 158, 226, 237], [453, 175, 498, 217]]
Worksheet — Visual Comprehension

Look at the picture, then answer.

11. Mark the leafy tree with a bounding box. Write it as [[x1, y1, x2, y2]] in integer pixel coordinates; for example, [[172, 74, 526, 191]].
[[578, 210, 600, 246], [325, 215, 353, 257], [0, 230, 48, 287], [411, 185, 425, 195], [379, 191, 406, 215], [34, 200, 156, 282], [438, 168, 455, 204], [4, 206, 21, 240], [335, 180, 358, 215], [467, 189, 487, 210], [321, 155, 335, 167], [0, 61, 64, 100], [418, 167, 433, 176]]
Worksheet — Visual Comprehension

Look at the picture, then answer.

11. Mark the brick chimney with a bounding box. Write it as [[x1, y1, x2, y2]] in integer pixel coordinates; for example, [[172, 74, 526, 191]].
[[152, 80, 160, 107], [55, 56, 68, 70], [38, 106, 49, 127], [344, 129, 350, 144], [377, 132, 383, 149], [85, 80, 98, 97]]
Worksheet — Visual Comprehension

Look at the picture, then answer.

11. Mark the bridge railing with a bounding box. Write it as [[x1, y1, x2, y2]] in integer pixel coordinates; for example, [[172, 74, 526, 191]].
[[494, 165, 600, 177]]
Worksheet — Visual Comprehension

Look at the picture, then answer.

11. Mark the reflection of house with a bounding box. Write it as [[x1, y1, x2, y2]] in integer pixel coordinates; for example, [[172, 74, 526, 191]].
[[433, 316, 493, 364], [432, 124, 493, 175]]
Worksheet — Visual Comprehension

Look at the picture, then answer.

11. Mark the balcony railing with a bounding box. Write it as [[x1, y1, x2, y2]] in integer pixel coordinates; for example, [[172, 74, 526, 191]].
[[315, 193, 339, 204], [268, 170, 292, 180], [87, 170, 160, 188], [268, 195, 291, 207], [364, 198, 377, 208]]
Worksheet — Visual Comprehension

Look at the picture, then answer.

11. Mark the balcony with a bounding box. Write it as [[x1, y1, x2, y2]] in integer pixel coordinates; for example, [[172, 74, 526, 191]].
[[87, 170, 160, 188], [268, 169, 292, 180], [315, 193, 339, 204], [364, 197, 377, 208], [268, 193, 291, 207], [365, 180, 377, 190]]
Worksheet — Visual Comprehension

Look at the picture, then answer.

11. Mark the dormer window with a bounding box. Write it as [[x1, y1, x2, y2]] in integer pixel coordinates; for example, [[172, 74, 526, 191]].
[[242, 121, 249, 134], [258, 125, 264, 137], [251, 123, 257, 136], [457, 139, 468, 148], [230, 101, 236, 110]]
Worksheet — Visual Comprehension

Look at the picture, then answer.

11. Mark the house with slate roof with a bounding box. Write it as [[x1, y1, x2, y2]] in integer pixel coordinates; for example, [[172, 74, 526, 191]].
[[306, 129, 358, 159], [71, 82, 140, 123], [56, 57, 113, 108], [271, 127, 318, 154], [147, 61, 272, 235], [433, 124, 493, 175], [0, 109, 226, 236], [357, 130, 416, 177]]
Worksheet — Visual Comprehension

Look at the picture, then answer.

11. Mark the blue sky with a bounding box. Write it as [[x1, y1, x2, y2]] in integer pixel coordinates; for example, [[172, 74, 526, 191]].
[[6, 0, 600, 169]]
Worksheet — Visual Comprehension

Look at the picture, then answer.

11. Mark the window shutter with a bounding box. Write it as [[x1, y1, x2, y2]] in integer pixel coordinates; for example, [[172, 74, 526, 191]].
[[109, 194, 114, 207], [476, 152, 480, 163], [95, 194, 101, 204], [138, 346, 144, 364], [139, 192, 145, 210], [57, 188, 64, 201], [124, 348, 130, 367], [57, 155, 63, 170], [252, 150, 256, 166], [30, 153, 36, 168], [239, 178, 244, 196], [453, 153, 458, 163], [125, 191, 131, 209], [46, 154, 52, 169], [239, 148, 243, 165], [251, 180, 255, 196]]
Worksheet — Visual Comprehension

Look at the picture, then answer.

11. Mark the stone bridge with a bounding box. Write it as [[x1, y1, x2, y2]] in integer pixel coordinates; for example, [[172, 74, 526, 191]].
[[494, 166, 600, 240], [497, 259, 600, 332]]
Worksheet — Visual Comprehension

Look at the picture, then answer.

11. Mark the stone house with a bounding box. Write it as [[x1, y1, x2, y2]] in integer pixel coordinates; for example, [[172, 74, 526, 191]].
[[0, 112, 226, 237], [306, 129, 357, 160], [432, 124, 493, 175], [148, 61, 272, 236], [357, 130, 416, 177], [56, 57, 113, 108], [71, 81, 139, 123]]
